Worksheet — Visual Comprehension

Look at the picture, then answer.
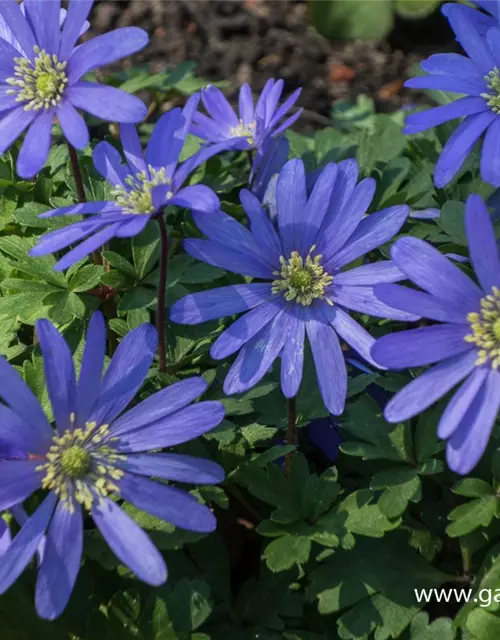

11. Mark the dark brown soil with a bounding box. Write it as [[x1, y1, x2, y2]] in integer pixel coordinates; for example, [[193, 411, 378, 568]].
[[89, 0, 458, 128]]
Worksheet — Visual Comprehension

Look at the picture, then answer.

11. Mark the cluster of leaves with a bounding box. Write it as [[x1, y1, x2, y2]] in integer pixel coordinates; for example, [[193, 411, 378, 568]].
[[2, 58, 500, 640]]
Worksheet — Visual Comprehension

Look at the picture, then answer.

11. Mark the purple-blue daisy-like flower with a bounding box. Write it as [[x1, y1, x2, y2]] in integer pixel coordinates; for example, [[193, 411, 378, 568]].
[[29, 95, 223, 271], [371, 194, 500, 475], [0, 0, 148, 178], [190, 79, 302, 153], [170, 158, 414, 415], [0, 312, 225, 620], [403, 3, 500, 187]]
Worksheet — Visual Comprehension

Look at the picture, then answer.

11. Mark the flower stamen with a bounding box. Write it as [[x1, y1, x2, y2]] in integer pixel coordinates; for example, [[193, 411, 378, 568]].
[[230, 119, 257, 144], [111, 165, 172, 215], [482, 68, 500, 113], [465, 286, 500, 368], [36, 421, 126, 513], [272, 246, 333, 306], [6, 46, 68, 111]]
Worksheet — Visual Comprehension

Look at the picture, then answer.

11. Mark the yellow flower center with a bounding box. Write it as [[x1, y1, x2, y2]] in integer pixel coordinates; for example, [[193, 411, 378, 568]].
[[36, 417, 126, 512], [230, 119, 257, 145], [6, 46, 68, 111], [272, 247, 333, 306], [111, 166, 173, 215], [482, 68, 500, 113], [465, 286, 500, 368]]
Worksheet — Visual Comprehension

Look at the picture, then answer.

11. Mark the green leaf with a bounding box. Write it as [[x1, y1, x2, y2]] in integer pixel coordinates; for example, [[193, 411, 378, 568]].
[[132, 222, 159, 278], [437, 201, 467, 246], [310, 0, 394, 40], [453, 478, 494, 498], [69, 265, 104, 292], [467, 609, 500, 639], [118, 286, 156, 312], [264, 535, 312, 572], [409, 612, 455, 640], [447, 495, 498, 537]]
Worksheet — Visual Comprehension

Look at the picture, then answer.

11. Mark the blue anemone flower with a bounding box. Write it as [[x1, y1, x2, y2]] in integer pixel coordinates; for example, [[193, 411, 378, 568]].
[[0, 312, 225, 619], [372, 194, 500, 475], [170, 158, 414, 415], [404, 3, 500, 187], [30, 95, 222, 271], [191, 79, 302, 153], [0, 0, 148, 178]]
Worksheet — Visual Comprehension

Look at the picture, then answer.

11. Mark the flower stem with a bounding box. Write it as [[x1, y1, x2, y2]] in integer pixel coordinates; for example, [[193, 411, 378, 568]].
[[68, 144, 86, 203], [285, 396, 297, 475], [460, 537, 473, 579], [156, 215, 169, 373], [68, 144, 102, 266]]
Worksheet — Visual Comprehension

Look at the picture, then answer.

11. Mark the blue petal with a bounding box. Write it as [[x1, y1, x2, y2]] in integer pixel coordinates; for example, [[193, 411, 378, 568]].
[[447, 368, 500, 474], [171, 284, 272, 325], [239, 83, 254, 123], [240, 189, 282, 262], [169, 185, 220, 214], [57, 100, 89, 149], [276, 158, 307, 255], [481, 116, 500, 186], [306, 311, 347, 415], [403, 97, 488, 135], [390, 236, 483, 310], [446, 4, 495, 74], [299, 163, 338, 254], [119, 452, 224, 484], [120, 473, 217, 533], [464, 194, 500, 291], [110, 376, 208, 437], [371, 324, 471, 369], [0, 357, 52, 444], [331, 307, 380, 369], [0, 461, 42, 511], [89, 324, 157, 426], [435, 110, 495, 188], [91, 498, 167, 586], [120, 123, 146, 176], [335, 261, 405, 286], [280, 307, 305, 398], [374, 284, 466, 323], [67, 82, 147, 124], [327, 205, 409, 271], [54, 223, 122, 271], [145, 107, 184, 173], [211, 302, 281, 359], [68, 28, 149, 83], [59, 0, 93, 60], [201, 85, 238, 127], [404, 75, 486, 97], [77, 312, 106, 425], [0, 492, 56, 596], [0, 0, 37, 57], [380, 349, 477, 422], [36, 319, 77, 434], [35, 500, 82, 620], [333, 284, 419, 321], [438, 366, 488, 439], [92, 141, 129, 187], [24, 0, 60, 54], [223, 310, 288, 395], [0, 106, 36, 156], [184, 238, 272, 278], [114, 401, 225, 452]]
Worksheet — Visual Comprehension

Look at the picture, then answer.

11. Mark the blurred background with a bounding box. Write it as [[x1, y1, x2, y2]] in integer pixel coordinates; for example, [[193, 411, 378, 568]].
[[87, 0, 458, 129]]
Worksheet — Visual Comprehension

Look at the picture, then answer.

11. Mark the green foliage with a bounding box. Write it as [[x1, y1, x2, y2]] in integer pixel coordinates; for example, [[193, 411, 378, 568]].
[[309, 0, 442, 41]]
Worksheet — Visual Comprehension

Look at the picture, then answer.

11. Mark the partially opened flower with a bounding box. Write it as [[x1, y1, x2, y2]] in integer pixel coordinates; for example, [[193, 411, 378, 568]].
[[0, 0, 148, 178], [191, 79, 302, 153], [371, 194, 500, 475], [30, 96, 221, 271], [404, 3, 500, 187], [171, 158, 414, 415], [0, 312, 225, 619]]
